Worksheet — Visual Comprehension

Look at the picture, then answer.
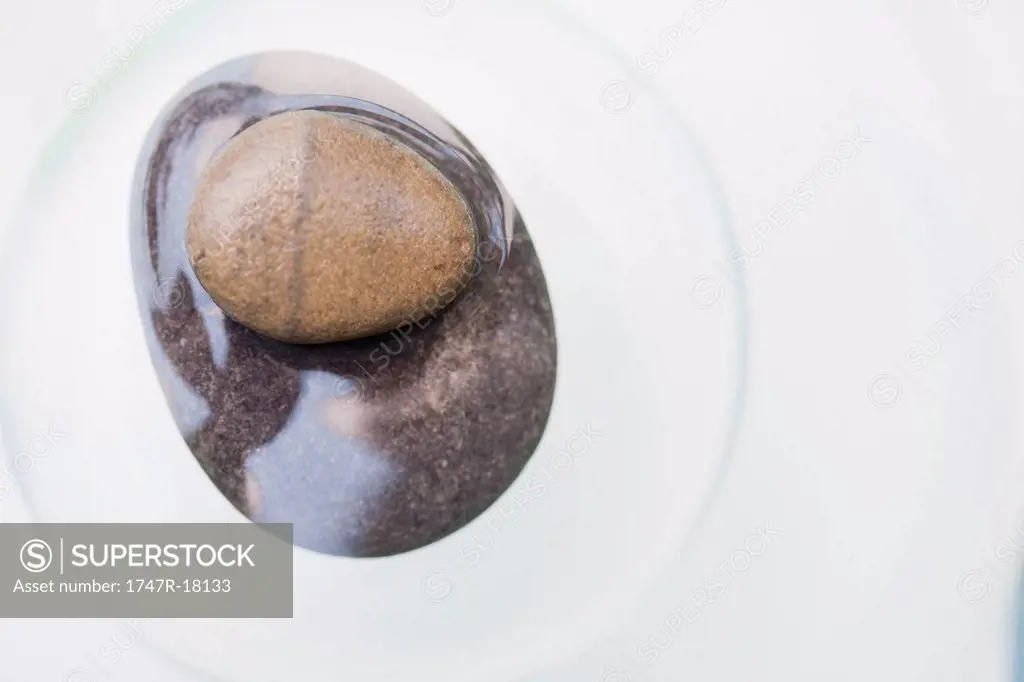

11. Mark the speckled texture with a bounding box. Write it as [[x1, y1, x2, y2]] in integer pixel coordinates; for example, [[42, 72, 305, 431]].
[[187, 110, 478, 344], [130, 53, 557, 557]]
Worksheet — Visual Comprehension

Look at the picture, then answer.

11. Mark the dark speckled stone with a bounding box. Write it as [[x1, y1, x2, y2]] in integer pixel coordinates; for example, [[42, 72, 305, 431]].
[[130, 52, 558, 557]]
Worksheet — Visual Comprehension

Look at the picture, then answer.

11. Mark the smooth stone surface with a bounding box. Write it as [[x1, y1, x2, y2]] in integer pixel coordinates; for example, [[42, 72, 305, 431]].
[[187, 110, 478, 344], [131, 52, 558, 557]]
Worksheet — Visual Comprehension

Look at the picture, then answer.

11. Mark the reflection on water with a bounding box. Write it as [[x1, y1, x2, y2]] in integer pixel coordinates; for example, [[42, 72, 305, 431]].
[[246, 371, 398, 556]]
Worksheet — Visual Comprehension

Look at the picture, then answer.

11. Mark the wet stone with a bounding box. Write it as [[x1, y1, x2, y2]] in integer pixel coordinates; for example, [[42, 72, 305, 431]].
[[131, 52, 558, 557], [186, 110, 478, 344]]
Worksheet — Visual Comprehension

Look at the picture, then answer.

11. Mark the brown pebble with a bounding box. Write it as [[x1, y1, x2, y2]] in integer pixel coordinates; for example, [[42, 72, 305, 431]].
[[185, 110, 477, 344]]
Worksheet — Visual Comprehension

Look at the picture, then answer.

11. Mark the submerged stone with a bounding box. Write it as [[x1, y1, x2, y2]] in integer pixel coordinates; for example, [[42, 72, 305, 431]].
[[186, 110, 478, 344]]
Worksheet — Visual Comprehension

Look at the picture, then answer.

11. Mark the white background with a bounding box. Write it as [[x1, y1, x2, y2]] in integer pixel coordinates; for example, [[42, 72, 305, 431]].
[[1, 1, 1023, 681]]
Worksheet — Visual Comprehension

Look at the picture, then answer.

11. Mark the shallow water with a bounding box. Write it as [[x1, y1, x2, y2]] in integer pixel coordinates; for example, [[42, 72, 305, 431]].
[[131, 53, 558, 557]]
